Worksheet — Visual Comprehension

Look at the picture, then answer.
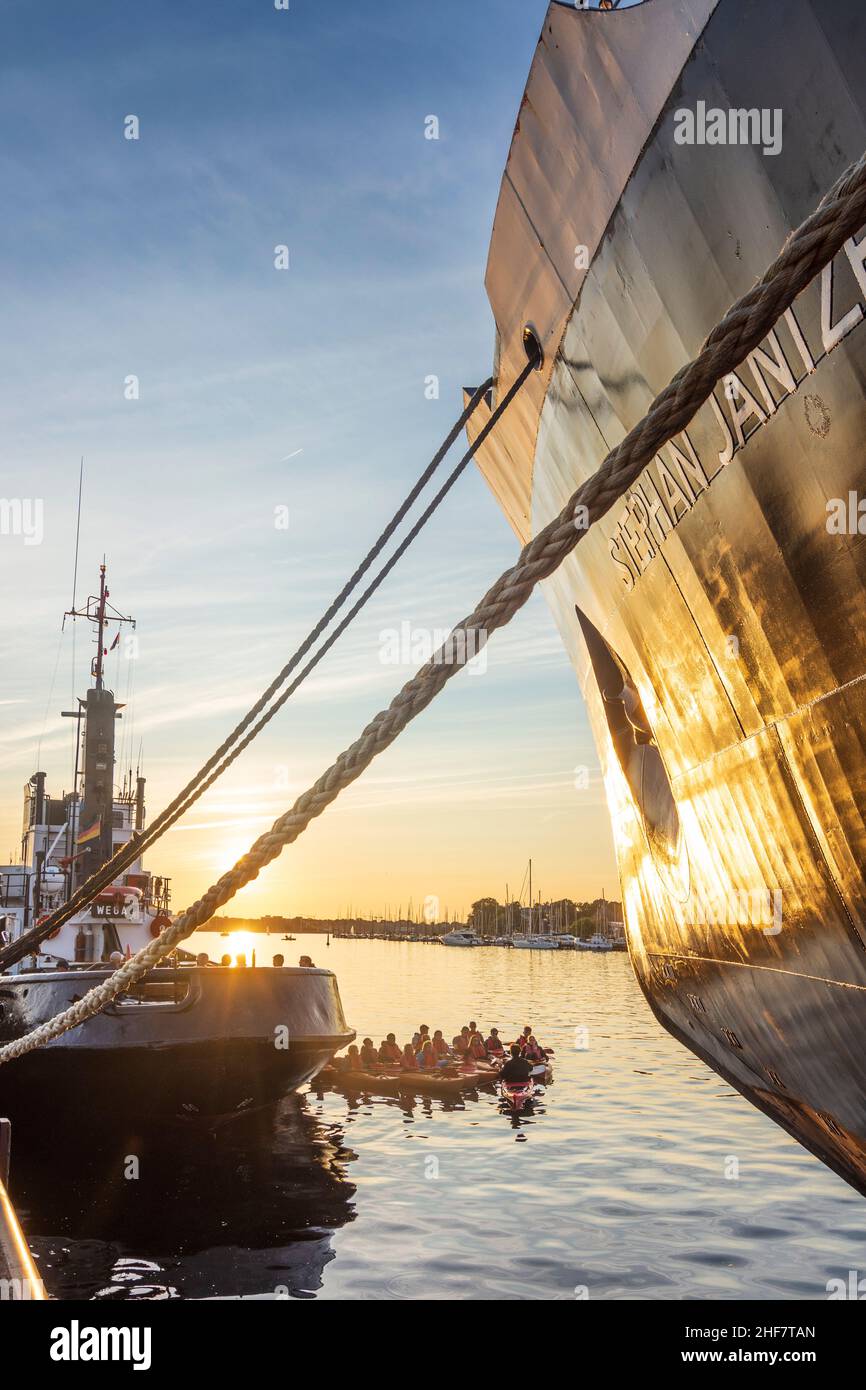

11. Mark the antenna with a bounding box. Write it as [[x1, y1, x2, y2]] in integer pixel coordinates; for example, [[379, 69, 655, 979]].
[[71, 457, 84, 615], [64, 562, 135, 690]]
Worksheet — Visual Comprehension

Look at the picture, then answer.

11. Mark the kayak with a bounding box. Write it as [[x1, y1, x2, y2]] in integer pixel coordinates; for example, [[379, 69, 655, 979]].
[[455, 1060, 500, 1083], [320, 1062, 499, 1099], [400, 1065, 498, 1097], [530, 1063, 552, 1081], [318, 1049, 548, 1101], [500, 1079, 535, 1112], [323, 1068, 403, 1096]]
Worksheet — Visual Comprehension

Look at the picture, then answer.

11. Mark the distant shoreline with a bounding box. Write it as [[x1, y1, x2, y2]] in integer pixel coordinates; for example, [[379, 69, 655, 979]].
[[203, 917, 443, 936], [204, 901, 623, 939]]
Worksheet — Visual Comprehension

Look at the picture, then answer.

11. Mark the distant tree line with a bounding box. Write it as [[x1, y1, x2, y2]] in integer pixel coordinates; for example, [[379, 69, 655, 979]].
[[467, 897, 623, 940]]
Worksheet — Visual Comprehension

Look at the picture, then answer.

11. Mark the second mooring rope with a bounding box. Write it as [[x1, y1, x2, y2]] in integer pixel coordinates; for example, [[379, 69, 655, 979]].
[[2, 149, 865, 1064], [0, 375, 504, 972]]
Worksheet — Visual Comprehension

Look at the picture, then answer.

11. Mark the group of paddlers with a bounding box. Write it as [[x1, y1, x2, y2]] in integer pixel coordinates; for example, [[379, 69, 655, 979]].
[[335, 1022, 548, 1074]]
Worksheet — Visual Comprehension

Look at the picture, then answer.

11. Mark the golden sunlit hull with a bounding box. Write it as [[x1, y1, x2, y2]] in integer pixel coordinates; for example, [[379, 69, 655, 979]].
[[471, 0, 866, 1192]]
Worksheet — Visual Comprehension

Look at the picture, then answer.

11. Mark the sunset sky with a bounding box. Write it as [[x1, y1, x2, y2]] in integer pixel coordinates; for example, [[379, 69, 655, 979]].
[[0, 0, 618, 920]]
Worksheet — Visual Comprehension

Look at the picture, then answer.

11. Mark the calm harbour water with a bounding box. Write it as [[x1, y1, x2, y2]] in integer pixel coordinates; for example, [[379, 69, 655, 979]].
[[16, 931, 866, 1300]]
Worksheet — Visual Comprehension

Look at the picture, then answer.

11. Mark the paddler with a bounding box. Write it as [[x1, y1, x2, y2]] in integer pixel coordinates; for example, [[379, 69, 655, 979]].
[[417, 1039, 438, 1069], [431, 1029, 448, 1058], [338, 1044, 361, 1073], [501, 1044, 534, 1084], [484, 1027, 504, 1057], [411, 1023, 430, 1048], [523, 1034, 545, 1064], [359, 1037, 378, 1067], [401, 1042, 419, 1070], [379, 1033, 401, 1063], [515, 1025, 533, 1048], [467, 1030, 487, 1061]]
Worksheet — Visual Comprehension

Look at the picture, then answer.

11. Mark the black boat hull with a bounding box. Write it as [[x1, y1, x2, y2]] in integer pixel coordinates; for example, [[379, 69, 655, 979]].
[[0, 965, 354, 1121]]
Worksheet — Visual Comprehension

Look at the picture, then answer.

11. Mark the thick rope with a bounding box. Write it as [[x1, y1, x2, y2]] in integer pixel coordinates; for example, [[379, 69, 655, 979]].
[[2, 149, 865, 1064], [0, 374, 503, 972]]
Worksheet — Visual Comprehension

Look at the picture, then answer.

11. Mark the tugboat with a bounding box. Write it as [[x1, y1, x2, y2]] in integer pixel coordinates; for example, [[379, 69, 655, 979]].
[[0, 564, 354, 1121]]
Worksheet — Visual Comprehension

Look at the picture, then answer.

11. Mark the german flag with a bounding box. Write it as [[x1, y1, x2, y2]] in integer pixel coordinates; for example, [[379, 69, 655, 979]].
[[76, 816, 102, 846]]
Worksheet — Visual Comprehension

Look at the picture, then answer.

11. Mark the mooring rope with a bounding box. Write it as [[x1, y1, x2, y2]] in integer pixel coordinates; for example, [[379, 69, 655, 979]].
[[2, 149, 865, 1064], [0, 371, 524, 973], [122, 357, 539, 843]]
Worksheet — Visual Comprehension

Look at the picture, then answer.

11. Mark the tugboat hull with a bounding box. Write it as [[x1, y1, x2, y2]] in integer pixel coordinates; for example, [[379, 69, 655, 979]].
[[0, 966, 354, 1121]]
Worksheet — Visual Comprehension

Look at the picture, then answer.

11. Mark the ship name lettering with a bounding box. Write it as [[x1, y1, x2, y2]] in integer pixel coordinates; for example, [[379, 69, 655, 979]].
[[609, 236, 866, 591]]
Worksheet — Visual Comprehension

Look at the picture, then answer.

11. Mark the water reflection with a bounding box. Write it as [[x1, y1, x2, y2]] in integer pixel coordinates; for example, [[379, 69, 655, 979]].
[[11, 934, 866, 1301], [498, 1088, 546, 1133], [14, 1095, 356, 1300]]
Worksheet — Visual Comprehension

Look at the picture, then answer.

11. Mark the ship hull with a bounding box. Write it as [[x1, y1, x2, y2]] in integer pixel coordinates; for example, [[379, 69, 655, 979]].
[[471, 0, 866, 1192], [0, 966, 354, 1121]]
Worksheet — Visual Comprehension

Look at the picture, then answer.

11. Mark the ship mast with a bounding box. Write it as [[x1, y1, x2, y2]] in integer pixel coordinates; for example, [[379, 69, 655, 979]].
[[62, 563, 135, 886], [92, 562, 109, 690]]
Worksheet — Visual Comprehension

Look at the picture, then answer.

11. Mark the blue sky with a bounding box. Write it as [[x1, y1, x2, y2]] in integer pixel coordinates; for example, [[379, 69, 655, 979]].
[[0, 0, 617, 917]]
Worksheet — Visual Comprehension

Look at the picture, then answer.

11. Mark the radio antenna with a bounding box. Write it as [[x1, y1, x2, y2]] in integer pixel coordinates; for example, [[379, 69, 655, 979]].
[[70, 457, 84, 614]]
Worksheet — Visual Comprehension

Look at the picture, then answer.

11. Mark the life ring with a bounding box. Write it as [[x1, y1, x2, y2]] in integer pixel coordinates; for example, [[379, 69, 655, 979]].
[[150, 911, 171, 938]]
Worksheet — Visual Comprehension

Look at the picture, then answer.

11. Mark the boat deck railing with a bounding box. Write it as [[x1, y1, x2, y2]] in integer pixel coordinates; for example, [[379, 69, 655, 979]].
[[0, 870, 29, 905], [0, 1119, 46, 1301]]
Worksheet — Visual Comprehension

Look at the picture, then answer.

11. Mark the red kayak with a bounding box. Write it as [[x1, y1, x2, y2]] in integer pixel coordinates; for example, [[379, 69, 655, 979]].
[[499, 1078, 535, 1112]]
